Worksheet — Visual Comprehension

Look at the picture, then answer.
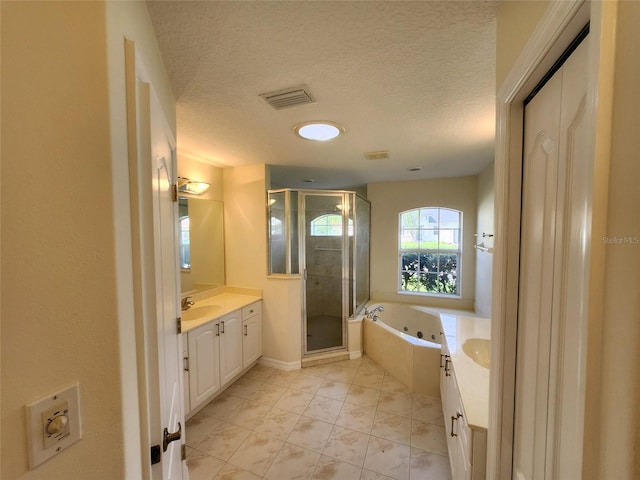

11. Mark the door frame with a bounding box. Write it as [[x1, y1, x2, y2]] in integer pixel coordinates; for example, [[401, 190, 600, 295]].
[[300, 190, 350, 356], [488, 1, 599, 477]]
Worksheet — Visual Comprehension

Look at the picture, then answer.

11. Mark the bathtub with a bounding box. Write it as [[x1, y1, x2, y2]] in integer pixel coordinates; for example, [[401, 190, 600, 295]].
[[361, 302, 444, 396]]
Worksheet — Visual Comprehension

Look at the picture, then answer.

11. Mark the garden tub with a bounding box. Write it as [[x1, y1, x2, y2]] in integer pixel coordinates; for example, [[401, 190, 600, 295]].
[[362, 302, 444, 396]]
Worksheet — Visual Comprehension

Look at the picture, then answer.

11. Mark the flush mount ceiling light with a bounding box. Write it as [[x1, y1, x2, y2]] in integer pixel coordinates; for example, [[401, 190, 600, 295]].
[[293, 121, 344, 142], [178, 177, 211, 195]]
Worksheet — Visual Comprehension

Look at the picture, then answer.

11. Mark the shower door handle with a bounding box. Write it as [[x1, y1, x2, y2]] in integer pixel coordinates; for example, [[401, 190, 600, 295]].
[[303, 269, 308, 280]]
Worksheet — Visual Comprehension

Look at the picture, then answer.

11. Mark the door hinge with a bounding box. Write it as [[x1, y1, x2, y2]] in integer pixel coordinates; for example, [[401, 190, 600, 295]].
[[181, 444, 187, 461], [150, 444, 161, 465], [177, 317, 182, 334], [172, 183, 178, 202]]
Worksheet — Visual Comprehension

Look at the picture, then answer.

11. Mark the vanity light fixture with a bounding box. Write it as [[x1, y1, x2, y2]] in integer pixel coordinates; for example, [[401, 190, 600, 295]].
[[293, 121, 344, 142], [178, 177, 211, 195]]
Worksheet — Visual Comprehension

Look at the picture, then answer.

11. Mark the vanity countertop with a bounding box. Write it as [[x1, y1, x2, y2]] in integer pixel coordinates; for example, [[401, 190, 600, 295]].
[[440, 313, 491, 430], [181, 288, 262, 333]]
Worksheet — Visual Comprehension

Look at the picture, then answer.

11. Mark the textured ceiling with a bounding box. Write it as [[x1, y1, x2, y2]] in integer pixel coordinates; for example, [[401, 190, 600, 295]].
[[147, 1, 497, 189]]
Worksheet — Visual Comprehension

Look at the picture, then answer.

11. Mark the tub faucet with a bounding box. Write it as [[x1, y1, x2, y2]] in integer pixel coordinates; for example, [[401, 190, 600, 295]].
[[181, 296, 195, 311], [366, 305, 384, 320]]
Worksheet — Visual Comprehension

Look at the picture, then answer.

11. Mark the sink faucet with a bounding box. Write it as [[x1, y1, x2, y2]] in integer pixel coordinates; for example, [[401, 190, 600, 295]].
[[181, 296, 195, 311]]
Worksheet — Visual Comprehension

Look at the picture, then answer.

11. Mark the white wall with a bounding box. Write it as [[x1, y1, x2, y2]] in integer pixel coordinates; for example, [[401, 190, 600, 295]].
[[367, 176, 477, 310], [474, 162, 494, 317]]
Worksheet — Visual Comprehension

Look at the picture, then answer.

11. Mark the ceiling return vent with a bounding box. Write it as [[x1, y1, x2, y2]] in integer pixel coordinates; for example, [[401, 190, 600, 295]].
[[364, 150, 390, 160], [260, 85, 316, 110]]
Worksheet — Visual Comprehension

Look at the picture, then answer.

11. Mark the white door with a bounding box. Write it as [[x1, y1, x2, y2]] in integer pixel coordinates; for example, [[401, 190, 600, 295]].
[[513, 37, 589, 480], [126, 39, 185, 479], [149, 94, 185, 480]]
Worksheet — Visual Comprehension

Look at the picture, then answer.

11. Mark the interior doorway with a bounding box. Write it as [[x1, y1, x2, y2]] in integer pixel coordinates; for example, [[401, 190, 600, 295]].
[[489, 2, 595, 478]]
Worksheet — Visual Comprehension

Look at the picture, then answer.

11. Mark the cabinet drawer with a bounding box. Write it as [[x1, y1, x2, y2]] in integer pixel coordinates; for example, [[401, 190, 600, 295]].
[[242, 302, 261, 320]]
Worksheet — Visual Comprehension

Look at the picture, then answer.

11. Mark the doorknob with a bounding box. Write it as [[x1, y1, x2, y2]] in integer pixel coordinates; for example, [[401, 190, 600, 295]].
[[163, 422, 182, 452]]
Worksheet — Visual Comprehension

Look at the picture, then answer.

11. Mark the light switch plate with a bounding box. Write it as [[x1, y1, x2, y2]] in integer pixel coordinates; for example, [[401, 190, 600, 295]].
[[26, 383, 82, 470]]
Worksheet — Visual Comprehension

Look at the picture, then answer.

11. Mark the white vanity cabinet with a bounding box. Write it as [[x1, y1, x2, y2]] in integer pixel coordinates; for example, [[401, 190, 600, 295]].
[[440, 338, 487, 480], [187, 320, 221, 412], [183, 299, 263, 416], [242, 302, 262, 367]]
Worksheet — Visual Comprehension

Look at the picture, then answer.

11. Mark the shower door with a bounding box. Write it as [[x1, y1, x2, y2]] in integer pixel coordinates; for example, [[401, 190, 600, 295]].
[[302, 192, 348, 355]]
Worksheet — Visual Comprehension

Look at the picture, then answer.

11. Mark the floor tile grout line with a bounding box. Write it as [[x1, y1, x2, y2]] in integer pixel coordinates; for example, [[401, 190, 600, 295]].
[[187, 356, 449, 479]]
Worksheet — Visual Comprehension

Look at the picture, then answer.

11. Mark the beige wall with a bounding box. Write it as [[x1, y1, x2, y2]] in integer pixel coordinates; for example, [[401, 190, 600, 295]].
[[496, 0, 549, 88], [178, 156, 224, 203], [2, 3, 121, 478], [585, 2, 640, 478], [223, 165, 303, 366], [1, 1, 176, 478], [475, 162, 494, 317], [367, 176, 477, 310]]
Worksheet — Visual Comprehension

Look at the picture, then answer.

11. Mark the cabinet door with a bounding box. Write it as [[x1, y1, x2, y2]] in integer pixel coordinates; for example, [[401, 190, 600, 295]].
[[242, 316, 262, 367], [188, 322, 221, 410], [219, 310, 243, 386], [242, 302, 262, 367]]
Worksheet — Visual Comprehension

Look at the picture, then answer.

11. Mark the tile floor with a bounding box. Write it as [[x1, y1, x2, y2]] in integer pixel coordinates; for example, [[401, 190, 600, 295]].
[[185, 355, 452, 480]]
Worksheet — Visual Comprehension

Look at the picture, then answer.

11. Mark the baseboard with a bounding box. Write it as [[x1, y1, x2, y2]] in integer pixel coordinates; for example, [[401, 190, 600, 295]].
[[349, 350, 362, 360], [259, 356, 301, 371]]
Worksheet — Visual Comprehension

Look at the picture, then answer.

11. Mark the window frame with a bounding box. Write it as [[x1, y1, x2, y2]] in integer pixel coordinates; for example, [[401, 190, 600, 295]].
[[397, 207, 462, 297]]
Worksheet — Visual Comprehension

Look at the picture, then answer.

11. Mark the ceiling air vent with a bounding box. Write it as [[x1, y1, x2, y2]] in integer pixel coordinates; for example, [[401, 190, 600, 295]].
[[364, 150, 390, 160], [260, 85, 316, 110]]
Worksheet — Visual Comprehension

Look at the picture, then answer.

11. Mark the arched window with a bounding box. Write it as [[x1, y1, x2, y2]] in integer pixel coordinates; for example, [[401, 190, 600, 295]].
[[310, 214, 353, 236], [399, 207, 461, 295]]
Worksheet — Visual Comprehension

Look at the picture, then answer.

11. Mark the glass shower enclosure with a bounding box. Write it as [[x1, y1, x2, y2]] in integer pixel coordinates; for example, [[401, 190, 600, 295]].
[[268, 189, 370, 356]]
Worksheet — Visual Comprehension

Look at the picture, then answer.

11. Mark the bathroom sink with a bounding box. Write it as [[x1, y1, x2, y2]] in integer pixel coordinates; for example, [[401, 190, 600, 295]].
[[181, 305, 221, 322], [461, 338, 491, 369]]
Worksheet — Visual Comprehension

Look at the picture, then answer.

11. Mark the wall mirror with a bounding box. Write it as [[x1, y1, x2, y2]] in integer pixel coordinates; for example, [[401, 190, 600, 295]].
[[179, 197, 225, 294]]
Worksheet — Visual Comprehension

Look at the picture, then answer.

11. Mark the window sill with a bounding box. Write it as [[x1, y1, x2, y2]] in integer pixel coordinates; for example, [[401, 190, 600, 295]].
[[397, 290, 462, 300]]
